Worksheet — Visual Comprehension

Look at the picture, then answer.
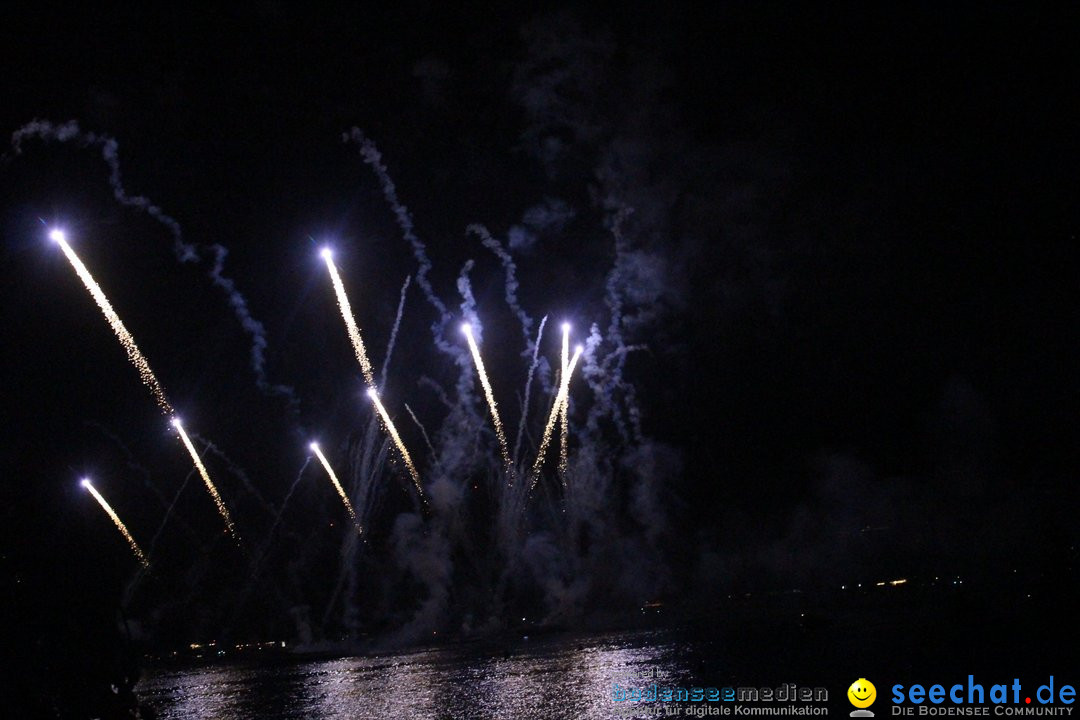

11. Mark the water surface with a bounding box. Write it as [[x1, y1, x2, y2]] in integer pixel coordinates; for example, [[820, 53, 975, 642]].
[[138, 630, 694, 719]]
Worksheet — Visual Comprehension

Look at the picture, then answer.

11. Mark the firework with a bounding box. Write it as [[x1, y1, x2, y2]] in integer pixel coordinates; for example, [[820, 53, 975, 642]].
[[367, 387, 426, 504], [531, 344, 584, 481], [321, 248, 376, 387], [310, 442, 363, 534], [81, 478, 150, 568], [559, 322, 570, 480], [49, 229, 173, 414], [172, 418, 236, 536], [462, 323, 513, 475]]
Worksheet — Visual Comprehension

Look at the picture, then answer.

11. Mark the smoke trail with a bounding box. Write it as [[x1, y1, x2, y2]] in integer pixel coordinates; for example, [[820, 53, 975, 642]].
[[579, 208, 648, 444], [191, 432, 277, 516], [454, 260, 482, 394], [380, 275, 412, 389], [466, 224, 533, 344], [82, 479, 150, 568], [513, 315, 548, 464], [50, 230, 173, 414], [145, 467, 197, 559], [235, 456, 312, 627], [599, 208, 632, 441], [259, 456, 311, 562], [580, 323, 606, 436], [12, 121, 195, 261], [607, 209, 646, 443], [405, 403, 437, 460], [88, 422, 169, 508], [344, 128, 460, 360], [335, 417, 392, 635], [419, 375, 453, 410], [172, 419, 235, 536], [207, 245, 297, 403], [10, 119, 296, 403]]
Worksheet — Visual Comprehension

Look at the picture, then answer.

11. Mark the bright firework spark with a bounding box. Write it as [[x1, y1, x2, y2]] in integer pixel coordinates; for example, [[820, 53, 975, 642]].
[[559, 322, 570, 481], [531, 344, 584, 482], [321, 248, 376, 388], [462, 323, 513, 476], [309, 442, 363, 535], [172, 418, 236, 536], [49, 229, 173, 414], [81, 478, 150, 568], [367, 387, 427, 505]]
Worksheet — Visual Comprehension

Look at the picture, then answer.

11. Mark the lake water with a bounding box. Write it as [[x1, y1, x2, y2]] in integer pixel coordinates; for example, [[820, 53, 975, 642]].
[[136, 590, 1070, 719], [136, 630, 702, 719]]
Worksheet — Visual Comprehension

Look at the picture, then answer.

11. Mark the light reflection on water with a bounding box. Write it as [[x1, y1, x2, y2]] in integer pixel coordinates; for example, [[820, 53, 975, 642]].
[[138, 630, 692, 719]]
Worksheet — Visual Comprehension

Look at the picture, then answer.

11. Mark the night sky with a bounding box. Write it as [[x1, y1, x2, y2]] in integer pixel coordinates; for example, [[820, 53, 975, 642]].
[[1, 1, 1078, 711]]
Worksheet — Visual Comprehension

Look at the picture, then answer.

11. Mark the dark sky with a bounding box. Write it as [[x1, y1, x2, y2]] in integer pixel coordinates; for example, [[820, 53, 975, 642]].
[[1, 1, 1078, 651]]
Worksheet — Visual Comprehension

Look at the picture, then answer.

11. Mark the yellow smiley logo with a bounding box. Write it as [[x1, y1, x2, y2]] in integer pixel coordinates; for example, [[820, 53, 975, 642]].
[[848, 678, 876, 708]]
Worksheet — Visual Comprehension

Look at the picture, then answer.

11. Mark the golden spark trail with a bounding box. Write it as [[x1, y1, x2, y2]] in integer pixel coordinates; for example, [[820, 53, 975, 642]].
[[321, 249, 376, 388], [559, 323, 570, 480], [50, 230, 173, 414], [173, 419, 235, 536], [310, 442, 363, 534], [82, 479, 150, 568], [319, 248, 425, 505], [531, 344, 583, 482], [462, 324, 513, 475], [368, 388, 427, 505]]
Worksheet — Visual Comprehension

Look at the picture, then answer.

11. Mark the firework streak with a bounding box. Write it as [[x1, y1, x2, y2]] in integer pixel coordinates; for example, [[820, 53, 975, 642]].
[[463, 323, 513, 476], [531, 345, 584, 484], [50, 230, 173, 414], [82, 479, 150, 568], [310, 442, 363, 534], [173, 419, 236, 536]]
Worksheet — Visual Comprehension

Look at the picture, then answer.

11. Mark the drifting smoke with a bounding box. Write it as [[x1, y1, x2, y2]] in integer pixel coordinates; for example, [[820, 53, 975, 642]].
[[507, 198, 577, 251], [391, 512, 452, 643]]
